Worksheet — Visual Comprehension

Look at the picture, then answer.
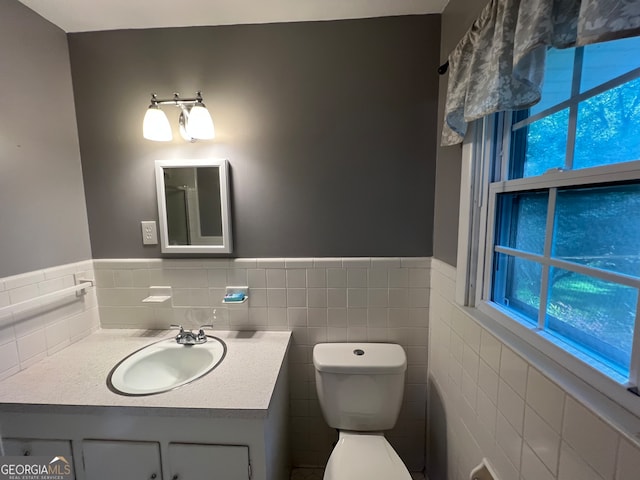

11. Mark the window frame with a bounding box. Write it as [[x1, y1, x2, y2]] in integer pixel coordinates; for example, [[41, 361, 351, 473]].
[[458, 44, 640, 417]]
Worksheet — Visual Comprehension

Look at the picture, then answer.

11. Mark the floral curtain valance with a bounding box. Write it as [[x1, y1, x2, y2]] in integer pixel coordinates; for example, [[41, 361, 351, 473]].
[[441, 0, 640, 146]]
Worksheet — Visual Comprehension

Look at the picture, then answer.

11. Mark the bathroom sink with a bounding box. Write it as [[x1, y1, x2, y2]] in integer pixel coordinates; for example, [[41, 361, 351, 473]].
[[107, 336, 226, 396]]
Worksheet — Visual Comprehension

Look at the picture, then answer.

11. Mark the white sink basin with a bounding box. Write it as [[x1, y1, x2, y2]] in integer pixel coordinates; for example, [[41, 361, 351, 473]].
[[107, 336, 226, 396]]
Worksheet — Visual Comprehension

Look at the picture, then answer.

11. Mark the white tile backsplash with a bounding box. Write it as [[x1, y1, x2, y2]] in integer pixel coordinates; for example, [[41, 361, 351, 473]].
[[209, 268, 229, 287], [327, 288, 347, 308], [342, 258, 371, 268], [478, 358, 500, 406], [266, 269, 286, 288], [370, 258, 401, 269], [257, 258, 286, 269], [286, 258, 314, 269], [496, 411, 523, 470], [522, 442, 555, 480], [231, 258, 257, 269], [305, 269, 326, 288], [616, 438, 640, 480], [326, 269, 346, 288], [562, 396, 619, 479], [524, 406, 561, 474], [427, 258, 640, 480], [500, 346, 529, 398], [498, 378, 526, 435], [327, 308, 347, 327], [313, 258, 342, 268], [347, 289, 367, 308], [90, 256, 430, 470], [389, 268, 409, 288], [287, 269, 307, 288], [16, 329, 47, 362], [4, 271, 46, 290], [287, 288, 307, 307], [480, 329, 502, 372], [368, 269, 388, 288], [558, 441, 605, 480], [0, 341, 19, 375], [347, 268, 368, 288], [0, 260, 98, 379], [14, 256, 639, 479], [526, 367, 566, 433]]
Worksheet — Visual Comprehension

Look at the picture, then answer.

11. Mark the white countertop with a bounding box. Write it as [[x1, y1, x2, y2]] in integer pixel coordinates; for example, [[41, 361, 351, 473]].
[[0, 329, 290, 419]]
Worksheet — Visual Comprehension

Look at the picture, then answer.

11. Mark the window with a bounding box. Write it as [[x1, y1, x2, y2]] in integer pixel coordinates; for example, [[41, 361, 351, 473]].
[[471, 37, 640, 407]]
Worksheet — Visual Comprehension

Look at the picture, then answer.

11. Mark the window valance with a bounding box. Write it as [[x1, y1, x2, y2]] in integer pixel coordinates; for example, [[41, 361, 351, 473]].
[[441, 0, 640, 146]]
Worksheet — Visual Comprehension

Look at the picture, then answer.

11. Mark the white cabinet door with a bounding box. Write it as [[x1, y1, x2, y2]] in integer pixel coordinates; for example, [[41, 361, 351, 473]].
[[3, 438, 72, 458], [168, 443, 249, 480], [82, 440, 161, 480]]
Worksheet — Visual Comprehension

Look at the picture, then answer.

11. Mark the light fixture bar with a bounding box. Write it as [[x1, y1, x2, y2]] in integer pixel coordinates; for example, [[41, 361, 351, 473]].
[[144, 91, 215, 142], [152, 91, 206, 107]]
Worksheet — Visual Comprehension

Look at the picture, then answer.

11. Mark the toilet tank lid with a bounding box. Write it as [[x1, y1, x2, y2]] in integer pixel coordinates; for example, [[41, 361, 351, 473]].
[[313, 343, 406, 374]]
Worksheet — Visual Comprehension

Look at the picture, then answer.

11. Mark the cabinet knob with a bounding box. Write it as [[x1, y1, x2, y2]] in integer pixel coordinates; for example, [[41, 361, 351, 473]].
[[150, 474, 157, 479], [173, 475, 179, 480], [23, 450, 31, 456]]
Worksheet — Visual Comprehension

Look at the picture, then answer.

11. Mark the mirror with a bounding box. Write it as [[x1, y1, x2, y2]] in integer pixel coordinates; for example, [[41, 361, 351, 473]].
[[155, 159, 232, 254]]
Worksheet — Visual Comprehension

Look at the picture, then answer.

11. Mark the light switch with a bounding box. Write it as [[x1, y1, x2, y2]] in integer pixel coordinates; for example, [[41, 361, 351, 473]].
[[141, 221, 158, 245]]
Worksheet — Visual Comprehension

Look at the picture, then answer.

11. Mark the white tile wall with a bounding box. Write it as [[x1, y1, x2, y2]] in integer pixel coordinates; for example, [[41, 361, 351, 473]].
[[94, 257, 431, 471], [0, 260, 99, 381], [427, 259, 640, 480]]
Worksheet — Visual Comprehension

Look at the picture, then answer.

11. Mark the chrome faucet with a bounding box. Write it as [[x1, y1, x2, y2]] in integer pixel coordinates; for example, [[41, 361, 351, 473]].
[[170, 324, 213, 345]]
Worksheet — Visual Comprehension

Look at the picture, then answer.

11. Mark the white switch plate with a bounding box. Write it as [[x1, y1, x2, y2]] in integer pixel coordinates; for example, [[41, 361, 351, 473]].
[[141, 221, 158, 245]]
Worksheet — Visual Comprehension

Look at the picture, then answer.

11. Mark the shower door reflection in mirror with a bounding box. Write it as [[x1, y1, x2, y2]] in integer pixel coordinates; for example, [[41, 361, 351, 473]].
[[155, 159, 232, 253]]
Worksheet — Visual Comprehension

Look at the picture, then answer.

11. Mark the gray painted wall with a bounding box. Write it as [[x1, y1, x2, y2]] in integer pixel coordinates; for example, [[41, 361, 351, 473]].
[[0, 0, 92, 278], [68, 15, 441, 259], [432, 0, 489, 266]]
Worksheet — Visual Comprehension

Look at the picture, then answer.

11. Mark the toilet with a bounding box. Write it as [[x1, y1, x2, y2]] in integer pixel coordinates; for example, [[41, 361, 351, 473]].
[[313, 342, 412, 480]]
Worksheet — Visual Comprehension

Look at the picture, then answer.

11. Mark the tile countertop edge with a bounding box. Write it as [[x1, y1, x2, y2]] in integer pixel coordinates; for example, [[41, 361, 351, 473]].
[[0, 329, 292, 419]]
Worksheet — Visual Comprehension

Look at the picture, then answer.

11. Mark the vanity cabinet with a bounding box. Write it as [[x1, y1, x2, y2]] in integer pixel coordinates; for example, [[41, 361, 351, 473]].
[[80, 441, 251, 480], [0, 330, 290, 480], [82, 440, 161, 480], [168, 443, 250, 480], [3, 438, 72, 458]]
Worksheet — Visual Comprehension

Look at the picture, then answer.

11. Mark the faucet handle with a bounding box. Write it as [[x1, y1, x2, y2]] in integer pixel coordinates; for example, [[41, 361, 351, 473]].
[[197, 324, 213, 340], [170, 325, 186, 341]]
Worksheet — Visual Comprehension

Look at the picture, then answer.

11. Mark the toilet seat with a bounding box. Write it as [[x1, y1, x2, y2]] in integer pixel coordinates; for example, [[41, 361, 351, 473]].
[[323, 432, 412, 480]]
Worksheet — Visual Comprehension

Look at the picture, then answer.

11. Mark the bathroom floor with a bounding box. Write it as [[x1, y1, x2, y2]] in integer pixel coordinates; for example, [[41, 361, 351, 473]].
[[290, 468, 425, 480]]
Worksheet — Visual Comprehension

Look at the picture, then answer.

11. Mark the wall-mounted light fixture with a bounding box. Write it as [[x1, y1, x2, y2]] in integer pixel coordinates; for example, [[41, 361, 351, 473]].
[[143, 91, 215, 142]]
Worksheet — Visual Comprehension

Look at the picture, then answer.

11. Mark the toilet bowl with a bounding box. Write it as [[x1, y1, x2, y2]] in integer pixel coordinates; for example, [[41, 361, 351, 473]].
[[313, 343, 412, 480], [323, 432, 411, 480]]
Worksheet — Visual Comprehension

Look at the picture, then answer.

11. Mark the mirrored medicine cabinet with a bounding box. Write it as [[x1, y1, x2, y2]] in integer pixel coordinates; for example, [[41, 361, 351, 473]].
[[155, 159, 232, 254]]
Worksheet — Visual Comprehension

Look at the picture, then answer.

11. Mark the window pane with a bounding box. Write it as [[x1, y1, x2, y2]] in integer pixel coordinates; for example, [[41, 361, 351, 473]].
[[530, 48, 575, 116], [546, 268, 637, 375], [581, 36, 640, 92], [496, 191, 548, 255], [492, 253, 542, 325], [574, 77, 640, 170], [553, 183, 640, 277], [511, 109, 569, 178]]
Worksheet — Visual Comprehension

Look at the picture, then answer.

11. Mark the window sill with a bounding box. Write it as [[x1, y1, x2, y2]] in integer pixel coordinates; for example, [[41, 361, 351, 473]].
[[455, 301, 640, 449]]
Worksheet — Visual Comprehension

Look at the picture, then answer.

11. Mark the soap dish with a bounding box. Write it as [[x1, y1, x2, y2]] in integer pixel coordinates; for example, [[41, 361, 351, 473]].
[[222, 296, 249, 304], [142, 286, 172, 303], [222, 286, 249, 304]]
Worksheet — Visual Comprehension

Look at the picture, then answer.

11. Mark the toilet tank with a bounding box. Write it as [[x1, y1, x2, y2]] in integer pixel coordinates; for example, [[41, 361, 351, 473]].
[[313, 343, 407, 431]]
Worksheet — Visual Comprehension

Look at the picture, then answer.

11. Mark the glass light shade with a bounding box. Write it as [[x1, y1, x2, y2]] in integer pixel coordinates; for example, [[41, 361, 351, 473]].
[[143, 106, 172, 141], [186, 104, 215, 140]]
